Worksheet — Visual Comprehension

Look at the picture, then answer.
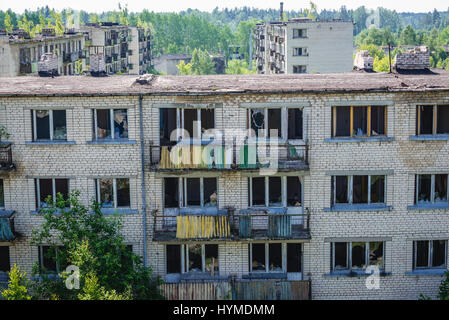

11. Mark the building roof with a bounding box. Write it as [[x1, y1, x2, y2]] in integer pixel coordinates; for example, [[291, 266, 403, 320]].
[[155, 54, 192, 61], [4, 33, 84, 44], [0, 70, 449, 97]]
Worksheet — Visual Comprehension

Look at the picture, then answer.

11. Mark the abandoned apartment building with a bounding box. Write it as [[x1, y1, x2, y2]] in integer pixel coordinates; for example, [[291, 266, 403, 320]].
[[0, 28, 86, 77], [0, 62, 449, 299], [253, 17, 354, 74]]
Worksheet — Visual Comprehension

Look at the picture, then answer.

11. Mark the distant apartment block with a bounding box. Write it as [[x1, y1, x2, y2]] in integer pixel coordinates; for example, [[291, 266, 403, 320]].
[[254, 18, 354, 74], [81, 23, 152, 75], [0, 28, 85, 77]]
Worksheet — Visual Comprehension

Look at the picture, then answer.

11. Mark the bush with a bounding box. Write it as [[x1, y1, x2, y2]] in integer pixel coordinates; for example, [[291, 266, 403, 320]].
[[1, 264, 32, 300]]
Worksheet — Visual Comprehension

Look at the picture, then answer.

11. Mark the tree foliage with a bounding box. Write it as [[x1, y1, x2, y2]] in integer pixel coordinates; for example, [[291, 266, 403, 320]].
[[1, 264, 32, 300]]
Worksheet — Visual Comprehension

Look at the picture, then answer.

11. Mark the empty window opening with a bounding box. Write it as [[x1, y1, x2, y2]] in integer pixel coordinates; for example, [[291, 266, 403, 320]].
[[437, 105, 449, 134], [38, 246, 65, 273], [203, 178, 217, 207], [414, 240, 447, 269], [251, 244, 266, 271], [370, 175, 385, 204], [95, 178, 130, 209], [35, 178, 69, 208], [32, 110, 67, 141], [417, 174, 432, 203], [269, 177, 282, 207], [187, 244, 202, 272], [351, 242, 366, 269], [113, 109, 128, 139], [205, 244, 219, 273], [184, 109, 198, 139], [335, 176, 348, 204], [116, 178, 130, 207], [269, 243, 282, 272], [201, 109, 215, 133], [418, 106, 434, 135], [353, 175, 368, 204], [288, 109, 303, 139], [332, 241, 384, 272], [286, 243, 302, 272], [333, 242, 348, 270], [369, 242, 384, 268], [95, 109, 111, 139], [268, 109, 282, 138], [293, 65, 307, 74], [334, 106, 351, 137], [164, 178, 179, 208], [160, 108, 177, 146], [250, 109, 265, 137], [0, 179, 4, 208], [251, 177, 266, 206], [0, 246, 10, 272], [287, 177, 302, 207], [371, 106, 386, 136], [93, 109, 128, 140], [293, 29, 307, 38], [333, 175, 386, 206], [435, 174, 448, 203], [353, 107, 367, 136], [417, 105, 449, 135], [186, 178, 201, 206]]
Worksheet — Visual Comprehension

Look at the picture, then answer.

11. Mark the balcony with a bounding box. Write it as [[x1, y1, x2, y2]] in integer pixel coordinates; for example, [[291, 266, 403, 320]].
[[0, 211, 16, 242], [149, 141, 308, 172], [152, 207, 310, 242], [0, 143, 14, 173]]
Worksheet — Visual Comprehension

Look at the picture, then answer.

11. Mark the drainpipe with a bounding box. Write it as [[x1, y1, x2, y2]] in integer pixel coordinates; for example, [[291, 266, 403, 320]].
[[139, 94, 148, 267]]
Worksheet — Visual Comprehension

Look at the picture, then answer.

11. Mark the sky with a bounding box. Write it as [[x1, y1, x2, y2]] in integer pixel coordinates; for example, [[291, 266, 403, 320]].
[[0, 0, 448, 14]]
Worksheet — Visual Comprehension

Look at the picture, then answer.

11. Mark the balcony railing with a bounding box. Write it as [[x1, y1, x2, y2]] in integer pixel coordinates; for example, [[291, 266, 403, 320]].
[[149, 141, 308, 171], [0, 143, 14, 172], [152, 207, 310, 242]]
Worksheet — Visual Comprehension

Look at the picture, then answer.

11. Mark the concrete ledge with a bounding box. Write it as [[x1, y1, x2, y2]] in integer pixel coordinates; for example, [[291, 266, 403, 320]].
[[405, 269, 447, 276], [99, 208, 139, 215], [324, 271, 391, 278], [243, 273, 287, 280], [410, 135, 449, 141], [87, 139, 136, 145], [324, 204, 392, 212], [324, 137, 394, 143], [408, 203, 449, 211], [26, 141, 76, 145]]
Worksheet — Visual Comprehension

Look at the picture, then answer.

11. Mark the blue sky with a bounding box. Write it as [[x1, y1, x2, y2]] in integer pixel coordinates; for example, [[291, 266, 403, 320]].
[[1, 0, 448, 14]]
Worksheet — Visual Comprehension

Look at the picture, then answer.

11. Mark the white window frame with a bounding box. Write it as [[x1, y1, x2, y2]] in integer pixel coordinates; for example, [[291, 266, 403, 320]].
[[32, 109, 67, 141], [176, 107, 216, 140], [416, 104, 449, 136], [331, 241, 385, 273], [333, 175, 386, 205], [413, 240, 447, 270], [95, 178, 130, 209], [163, 177, 218, 209], [249, 176, 303, 208], [415, 174, 449, 204], [35, 178, 69, 208], [249, 243, 299, 273], [293, 47, 308, 56], [93, 108, 128, 140], [248, 107, 304, 140], [166, 244, 219, 274], [292, 28, 307, 38]]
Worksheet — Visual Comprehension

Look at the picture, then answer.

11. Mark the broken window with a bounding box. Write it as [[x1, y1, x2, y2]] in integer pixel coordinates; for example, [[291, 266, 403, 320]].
[[187, 244, 202, 272], [415, 174, 449, 204], [35, 178, 69, 208], [95, 178, 130, 208], [205, 244, 219, 273], [332, 106, 387, 138], [160, 108, 177, 146], [164, 178, 179, 208], [332, 241, 385, 272], [32, 110, 67, 141], [414, 240, 447, 269], [269, 243, 282, 272], [93, 109, 128, 140], [179, 244, 219, 274], [292, 28, 307, 38], [288, 109, 303, 139], [0, 246, 10, 272], [269, 177, 282, 207], [201, 109, 215, 133], [293, 47, 307, 56], [166, 245, 181, 273], [251, 177, 266, 206], [203, 178, 217, 207], [417, 105, 449, 135], [333, 175, 386, 206], [293, 65, 307, 74], [0, 179, 4, 208], [287, 177, 302, 207], [38, 246, 65, 273], [186, 178, 201, 206], [287, 243, 302, 272], [183, 109, 198, 139], [251, 243, 266, 271], [250, 109, 265, 137], [268, 109, 282, 138]]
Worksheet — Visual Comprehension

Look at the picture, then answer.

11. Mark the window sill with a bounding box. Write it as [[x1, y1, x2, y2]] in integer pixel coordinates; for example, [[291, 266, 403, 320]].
[[87, 139, 136, 145], [324, 271, 390, 278], [243, 272, 287, 280], [98, 208, 138, 215], [324, 136, 394, 143], [324, 204, 392, 212], [408, 203, 449, 211], [410, 134, 449, 141], [30, 208, 70, 215], [405, 269, 447, 276], [26, 141, 75, 145]]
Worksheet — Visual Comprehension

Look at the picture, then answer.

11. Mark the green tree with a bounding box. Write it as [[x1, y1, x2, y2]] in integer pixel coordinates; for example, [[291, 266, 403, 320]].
[[176, 60, 193, 75], [373, 55, 390, 72], [4, 12, 13, 34], [234, 19, 260, 64], [226, 59, 256, 74], [1, 264, 32, 300], [50, 11, 64, 36], [400, 25, 417, 45], [190, 48, 216, 75], [439, 26, 449, 45], [31, 191, 163, 300]]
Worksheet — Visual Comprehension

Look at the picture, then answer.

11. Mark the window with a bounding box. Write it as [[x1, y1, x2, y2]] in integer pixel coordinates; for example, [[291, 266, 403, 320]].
[[293, 47, 308, 56], [249, 176, 303, 208], [249, 243, 302, 273], [292, 28, 307, 38], [416, 105, 449, 135], [415, 174, 449, 204], [165, 244, 219, 274], [332, 175, 385, 205], [163, 177, 217, 208], [93, 109, 128, 140], [0, 179, 4, 209], [0, 246, 10, 273], [159, 107, 215, 142], [32, 110, 67, 141], [293, 65, 307, 74], [332, 106, 387, 138], [414, 240, 447, 269], [35, 178, 69, 208], [247, 108, 303, 139], [95, 178, 130, 208], [38, 246, 66, 273], [331, 242, 384, 273]]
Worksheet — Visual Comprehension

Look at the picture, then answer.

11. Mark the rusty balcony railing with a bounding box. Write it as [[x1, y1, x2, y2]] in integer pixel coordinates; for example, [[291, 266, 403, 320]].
[[149, 141, 308, 171], [0, 143, 14, 172]]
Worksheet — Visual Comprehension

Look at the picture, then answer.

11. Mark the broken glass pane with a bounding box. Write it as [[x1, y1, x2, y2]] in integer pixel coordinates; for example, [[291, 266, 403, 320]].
[[96, 109, 111, 139], [268, 109, 282, 138], [188, 244, 202, 272], [370, 175, 385, 203], [38, 179, 52, 207], [116, 178, 130, 207], [203, 178, 217, 207], [287, 177, 302, 207], [252, 244, 266, 271], [415, 241, 429, 268], [201, 109, 215, 133], [205, 244, 219, 273], [369, 242, 384, 269], [353, 107, 368, 136], [160, 108, 177, 146], [113, 109, 128, 139], [371, 106, 385, 136], [418, 106, 433, 135], [164, 178, 179, 208], [35, 110, 50, 140], [434, 174, 448, 203], [437, 105, 449, 134], [287, 243, 301, 272], [251, 109, 265, 137], [52, 110, 67, 140], [334, 242, 348, 270], [335, 107, 350, 137], [269, 243, 282, 272], [252, 177, 266, 206], [417, 175, 431, 203], [335, 176, 348, 204], [166, 245, 181, 274], [353, 175, 368, 204], [288, 109, 303, 139], [268, 177, 282, 207], [432, 240, 446, 268], [351, 242, 366, 269], [98, 178, 113, 208]]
